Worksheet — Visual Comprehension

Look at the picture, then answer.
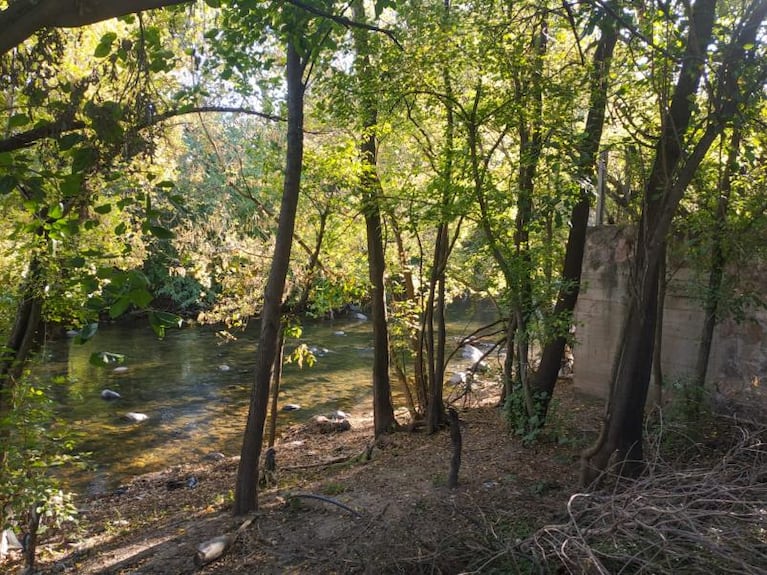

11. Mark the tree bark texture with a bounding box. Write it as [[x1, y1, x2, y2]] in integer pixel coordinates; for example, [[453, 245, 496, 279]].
[[530, 23, 618, 416], [233, 42, 304, 515], [582, 0, 718, 484], [447, 408, 461, 488], [0, 0, 191, 56], [352, 0, 397, 437]]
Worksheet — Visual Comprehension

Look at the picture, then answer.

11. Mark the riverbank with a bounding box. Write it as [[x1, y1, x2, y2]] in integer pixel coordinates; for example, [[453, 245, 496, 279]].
[[5, 381, 603, 574], [15, 378, 761, 574]]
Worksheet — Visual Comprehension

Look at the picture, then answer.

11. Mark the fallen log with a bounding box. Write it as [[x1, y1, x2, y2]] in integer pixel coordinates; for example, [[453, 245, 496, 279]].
[[194, 517, 254, 568]]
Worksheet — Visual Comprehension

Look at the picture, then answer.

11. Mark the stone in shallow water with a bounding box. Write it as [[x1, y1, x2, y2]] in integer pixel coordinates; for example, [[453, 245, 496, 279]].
[[282, 403, 301, 411], [122, 412, 149, 423], [101, 389, 121, 400]]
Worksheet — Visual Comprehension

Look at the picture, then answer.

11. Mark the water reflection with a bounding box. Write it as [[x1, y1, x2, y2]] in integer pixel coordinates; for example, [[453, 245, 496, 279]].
[[42, 302, 498, 494]]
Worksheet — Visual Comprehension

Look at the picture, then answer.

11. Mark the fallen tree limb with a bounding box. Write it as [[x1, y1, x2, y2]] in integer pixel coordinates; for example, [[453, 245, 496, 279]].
[[287, 493, 363, 518], [193, 517, 254, 568], [282, 445, 374, 471]]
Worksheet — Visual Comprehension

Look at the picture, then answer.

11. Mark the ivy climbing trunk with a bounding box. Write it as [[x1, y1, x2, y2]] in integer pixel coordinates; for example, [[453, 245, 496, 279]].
[[233, 41, 304, 515]]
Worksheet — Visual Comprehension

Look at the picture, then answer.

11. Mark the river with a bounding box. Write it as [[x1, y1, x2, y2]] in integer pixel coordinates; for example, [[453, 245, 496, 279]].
[[39, 302, 498, 495]]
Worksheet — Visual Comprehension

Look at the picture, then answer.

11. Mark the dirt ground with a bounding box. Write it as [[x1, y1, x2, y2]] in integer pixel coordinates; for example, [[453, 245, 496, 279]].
[[8, 380, 603, 574]]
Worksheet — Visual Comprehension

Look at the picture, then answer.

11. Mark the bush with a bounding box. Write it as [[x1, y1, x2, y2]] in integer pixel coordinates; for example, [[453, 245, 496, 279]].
[[0, 366, 81, 567]]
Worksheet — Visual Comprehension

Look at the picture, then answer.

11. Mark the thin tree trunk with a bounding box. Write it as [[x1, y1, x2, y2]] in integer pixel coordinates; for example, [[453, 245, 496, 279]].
[[0, 257, 43, 420], [426, 226, 449, 432], [652, 243, 667, 408], [695, 129, 741, 389], [512, 15, 547, 425], [530, 23, 618, 417], [233, 41, 304, 515], [352, 0, 397, 436], [267, 326, 285, 448]]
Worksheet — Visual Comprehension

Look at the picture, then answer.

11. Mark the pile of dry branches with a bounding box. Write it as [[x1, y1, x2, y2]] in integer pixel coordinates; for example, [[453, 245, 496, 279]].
[[525, 424, 767, 574]]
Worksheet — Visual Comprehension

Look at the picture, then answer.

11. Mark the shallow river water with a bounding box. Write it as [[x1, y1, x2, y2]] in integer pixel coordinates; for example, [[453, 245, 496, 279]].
[[40, 303, 497, 494]]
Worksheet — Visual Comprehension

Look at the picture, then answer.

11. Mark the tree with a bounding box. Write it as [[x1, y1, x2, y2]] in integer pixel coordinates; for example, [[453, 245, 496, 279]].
[[233, 37, 306, 515], [582, 0, 767, 484], [529, 7, 619, 419], [351, 0, 397, 436]]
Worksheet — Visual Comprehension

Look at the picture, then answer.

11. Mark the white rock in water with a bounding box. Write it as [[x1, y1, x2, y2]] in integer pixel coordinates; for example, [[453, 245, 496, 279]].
[[218, 364, 231, 371], [329, 410, 349, 420], [353, 312, 368, 321], [101, 389, 121, 400], [449, 371, 468, 385], [333, 331, 346, 336], [123, 412, 149, 422], [461, 344, 483, 362], [113, 366, 129, 373], [282, 403, 301, 411]]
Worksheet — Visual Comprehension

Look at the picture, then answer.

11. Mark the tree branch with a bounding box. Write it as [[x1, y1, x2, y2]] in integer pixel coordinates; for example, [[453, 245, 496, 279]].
[[0, 105, 284, 154], [0, 0, 402, 57], [285, 0, 402, 50], [0, 0, 192, 56]]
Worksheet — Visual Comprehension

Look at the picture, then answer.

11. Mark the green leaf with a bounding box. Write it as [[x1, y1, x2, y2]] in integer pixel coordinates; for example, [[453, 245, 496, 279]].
[[149, 311, 182, 338], [0, 175, 17, 195], [94, 204, 112, 214], [129, 288, 153, 309], [8, 114, 30, 128], [73, 323, 99, 344], [60, 173, 83, 196], [94, 32, 117, 58], [58, 133, 83, 151], [114, 222, 127, 235], [89, 351, 126, 367], [148, 225, 175, 239], [48, 202, 63, 219], [109, 297, 131, 319], [71, 147, 98, 173]]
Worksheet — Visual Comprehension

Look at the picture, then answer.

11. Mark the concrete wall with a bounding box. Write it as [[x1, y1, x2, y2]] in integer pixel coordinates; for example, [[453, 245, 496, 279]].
[[573, 225, 767, 404]]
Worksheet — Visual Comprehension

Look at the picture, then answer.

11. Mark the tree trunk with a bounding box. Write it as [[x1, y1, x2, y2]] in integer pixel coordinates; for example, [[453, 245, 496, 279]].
[[233, 41, 304, 515], [0, 257, 43, 421], [511, 14, 547, 426], [581, 0, 718, 484], [651, 242, 667, 408], [267, 326, 285, 448], [352, 0, 397, 437], [426, 226, 449, 433], [530, 23, 618, 417], [581, 0, 767, 484], [694, 129, 741, 389]]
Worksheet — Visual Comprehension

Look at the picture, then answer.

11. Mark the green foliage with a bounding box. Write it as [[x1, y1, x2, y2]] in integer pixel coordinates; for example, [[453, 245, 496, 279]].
[[0, 370, 81, 541], [504, 387, 549, 444]]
